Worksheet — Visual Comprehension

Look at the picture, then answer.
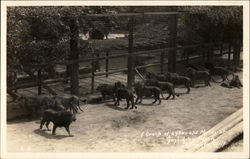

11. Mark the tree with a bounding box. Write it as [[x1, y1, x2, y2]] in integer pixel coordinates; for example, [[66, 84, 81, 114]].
[[179, 6, 243, 66], [7, 6, 120, 95]]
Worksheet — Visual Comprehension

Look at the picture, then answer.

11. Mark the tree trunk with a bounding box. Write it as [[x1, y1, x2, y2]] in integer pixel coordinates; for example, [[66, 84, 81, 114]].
[[207, 46, 213, 62], [168, 13, 178, 72], [184, 14, 192, 66], [105, 51, 109, 77], [160, 51, 165, 74], [233, 39, 241, 71], [228, 43, 232, 65], [69, 18, 80, 95], [127, 7, 135, 88], [37, 69, 42, 95]]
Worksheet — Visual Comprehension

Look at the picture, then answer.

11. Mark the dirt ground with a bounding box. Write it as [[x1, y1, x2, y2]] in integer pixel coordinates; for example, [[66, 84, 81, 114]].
[[7, 72, 243, 152]]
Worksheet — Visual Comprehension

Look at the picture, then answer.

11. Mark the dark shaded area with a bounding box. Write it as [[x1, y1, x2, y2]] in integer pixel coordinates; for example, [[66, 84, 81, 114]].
[[105, 103, 127, 111], [34, 129, 69, 139], [89, 29, 105, 40], [216, 133, 243, 152]]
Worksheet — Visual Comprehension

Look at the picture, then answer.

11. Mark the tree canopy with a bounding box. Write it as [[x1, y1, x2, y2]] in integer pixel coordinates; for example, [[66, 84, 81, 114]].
[[7, 6, 116, 73], [178, 6, 243, 43], [7, 6, 243, 74]]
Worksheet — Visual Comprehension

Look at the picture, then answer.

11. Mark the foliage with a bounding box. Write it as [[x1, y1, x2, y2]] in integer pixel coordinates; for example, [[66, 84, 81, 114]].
[[7, 6, 243, 75], [178, 6, 243, 43], [7, 6, 118, 74]]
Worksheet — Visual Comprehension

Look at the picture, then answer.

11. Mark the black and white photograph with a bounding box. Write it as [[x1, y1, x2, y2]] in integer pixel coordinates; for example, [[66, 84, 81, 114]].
[[1, 1, 249, 159]]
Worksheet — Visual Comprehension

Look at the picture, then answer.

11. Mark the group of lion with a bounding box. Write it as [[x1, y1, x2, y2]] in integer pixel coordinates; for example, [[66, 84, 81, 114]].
[[7, 62, 242, 137], [96, 62, 242, 110]]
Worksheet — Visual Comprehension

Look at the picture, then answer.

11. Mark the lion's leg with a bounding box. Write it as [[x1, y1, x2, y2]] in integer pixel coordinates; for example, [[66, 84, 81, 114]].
[[77, 105, 84, 112], [135, 96, 139, 104], [65, 126, 73, 137], [172, 92, 175, 99], [125, 99, 130, 109], [208, 80, 211, 86], [112, 95, 116, 101], [152, 97, 157, 104], [139, 96, 142, 104], [131, 98, 137, 109], [52, 125, 57, 135], [40, 119, 46, 130], [186, 84, 190, 93], [166, 93, 171, 100], [222, 75, 226, 82], [158, 96, 161, 104], [45, 121, 51, 131], [192, 80, 195, 87], [114, 98, 120, 106]]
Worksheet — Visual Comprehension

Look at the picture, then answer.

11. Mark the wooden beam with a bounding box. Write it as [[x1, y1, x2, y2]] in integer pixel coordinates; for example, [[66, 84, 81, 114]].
[[22, 68, 57, 95], [85, 11, 184, 17], [167, 13, 178, 72], [182, 108, 243, 152], [66, 43, 207, 65], [37, 69, 42, 95], [69, 17, 80, 95], [134, 68, 145, 81], [14, 54, 206, 90], [127, 7, 135, 88], [91, 53, 95, 94], [160, 51, 165, 74], [233, 40, 241, 70], [220, 44, 223, 56], [228, 43, 232, 64], [26, 42, 222, 67], [105, 51, 109, 78], [199, 122, 243, 152]]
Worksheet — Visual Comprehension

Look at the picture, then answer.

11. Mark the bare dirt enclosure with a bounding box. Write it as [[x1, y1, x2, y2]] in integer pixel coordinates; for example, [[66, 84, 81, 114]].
[[7, 73, 243, 152]]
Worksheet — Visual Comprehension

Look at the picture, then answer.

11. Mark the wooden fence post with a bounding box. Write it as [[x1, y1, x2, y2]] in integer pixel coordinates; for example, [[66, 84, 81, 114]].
[[186, 49, 190, 65], [69, 17, 79, 96], [23, 68, 57, 95], [37, 69, 42, 95], [127, 7, 135, 88], [207, 45, 211, 62], [200, 44, 205, 62], [205, 45, 209, 62], [167, 12, 178, 73], [220, 43, 223, 56], [106, 50, 109, 78], [160, 51, 165, 74], [210, 44, 214, 61], [91, 52, 95, 94], [228, 43, 231, 65], [233, 40, 241, 71], [181, 50, 185, 64]]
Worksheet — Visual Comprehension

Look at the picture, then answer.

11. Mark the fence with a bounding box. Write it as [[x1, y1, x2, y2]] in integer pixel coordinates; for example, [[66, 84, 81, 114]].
[[13, 41, 235, 95]]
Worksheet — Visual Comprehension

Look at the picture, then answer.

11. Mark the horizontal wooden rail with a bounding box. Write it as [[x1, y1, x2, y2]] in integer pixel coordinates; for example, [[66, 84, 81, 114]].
[[65, 42, 220, 64], [85, 11, 185, 17], [27, 42, 222, 68], [14, 53, 204, 90], [95, 68, 128, 76], [13, 42, 225, 90]]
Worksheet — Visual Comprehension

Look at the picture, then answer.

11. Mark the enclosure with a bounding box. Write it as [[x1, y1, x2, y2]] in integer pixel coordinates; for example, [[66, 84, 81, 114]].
[[5, 5, 244, 153]]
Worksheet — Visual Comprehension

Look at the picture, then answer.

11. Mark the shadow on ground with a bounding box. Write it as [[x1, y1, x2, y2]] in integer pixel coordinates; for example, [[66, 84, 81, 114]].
[[8, 117, 40, 124], [34, 129, 70, 139], [105, 103, 128, 111], [135, 102, 161, 106]]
